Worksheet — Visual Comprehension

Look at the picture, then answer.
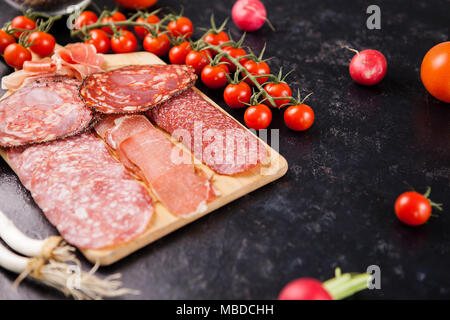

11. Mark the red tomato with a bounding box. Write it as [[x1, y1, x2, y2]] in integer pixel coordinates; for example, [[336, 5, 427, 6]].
[[284, 104, 315, 131], [395, 191, 432, 226], [0, 30, 16, 55], [201, 64, 229, 89], [134, 15, 160, 39], [143, 33, 170, 57], [85, 29, 110, 54], [223, 82, 251, 108], [278, 279, 332, 300], [244, 104, 272, 129], [220, 46, 247, 71], [11, 16, 36, 38], [167, 17, 193, 39], [169, 41, 191, 64], [101, 12, 127, 35], [349, 49, 387, 86], [204, 31, 229, 46], [110, 30, 137, 53], [185, 49, 212, 74], [242, 60, 270, 86], [264, 82, 292, 108], [27, 31, 55, 57], [420, 41, 450, 103], [114, 0, 158, 9], [3, 43, 32, 69], [74, 11, 98, 29]]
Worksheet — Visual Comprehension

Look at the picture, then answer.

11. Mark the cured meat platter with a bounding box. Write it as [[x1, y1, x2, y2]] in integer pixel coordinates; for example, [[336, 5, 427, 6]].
[[0, 50, 287, 266]]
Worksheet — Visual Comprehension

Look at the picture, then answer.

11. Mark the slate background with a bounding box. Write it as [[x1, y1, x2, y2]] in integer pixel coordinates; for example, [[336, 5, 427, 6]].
[[0, 0, 449, 300]]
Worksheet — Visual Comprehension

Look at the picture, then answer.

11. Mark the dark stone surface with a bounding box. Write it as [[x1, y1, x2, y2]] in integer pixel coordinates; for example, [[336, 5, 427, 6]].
[[0, 0, 449, 299]]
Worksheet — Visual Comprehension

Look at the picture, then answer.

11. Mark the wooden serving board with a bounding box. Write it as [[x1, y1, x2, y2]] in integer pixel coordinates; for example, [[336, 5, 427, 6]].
[[1, 51, 288, 266]]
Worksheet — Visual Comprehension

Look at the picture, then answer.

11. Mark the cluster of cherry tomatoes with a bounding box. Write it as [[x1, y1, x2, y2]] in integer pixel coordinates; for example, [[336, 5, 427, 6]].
[[0, 14, 57, 69]]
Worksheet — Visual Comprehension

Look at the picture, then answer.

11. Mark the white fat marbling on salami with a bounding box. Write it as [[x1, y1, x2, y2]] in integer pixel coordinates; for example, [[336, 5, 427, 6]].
[[0, 76, 94, 147], [79, 65, 197, 114]]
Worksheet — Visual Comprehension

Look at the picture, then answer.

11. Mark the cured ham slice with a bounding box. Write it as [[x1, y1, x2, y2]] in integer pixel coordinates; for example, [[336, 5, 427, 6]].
[[0, 76, 95, 147], [80, 65, 197, 114], [7, 132, 154, 249], [149, 89, 268, 175], [94, 115, 216, 216]]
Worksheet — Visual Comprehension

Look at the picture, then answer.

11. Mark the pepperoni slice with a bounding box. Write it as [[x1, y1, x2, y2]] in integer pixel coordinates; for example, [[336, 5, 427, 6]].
[[79, 65, 197, 114], [0, 76, 95, 147]]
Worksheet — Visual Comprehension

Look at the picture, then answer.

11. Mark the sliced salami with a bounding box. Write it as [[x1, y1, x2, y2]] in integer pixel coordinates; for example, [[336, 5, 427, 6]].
[[7, 132, 154, 249], [80, 65, 197, 114], [149, 89, 268, 175], [0, 76, 95, 147]]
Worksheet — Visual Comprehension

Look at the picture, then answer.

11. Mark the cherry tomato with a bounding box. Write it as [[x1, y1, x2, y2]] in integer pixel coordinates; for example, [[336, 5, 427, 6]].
[[395, 191, 432, 226], [242, 60, 270, 86], [74, 11, 98, 29], [349, 49, 387, 86], [284, 104, 315, 131], [110, 30, 137, 53], [264, 82, 292, 108], [201, 64, 229, 89], [185, 49, 212, 74], [11, 16, 36, 38], [204, 31, 229, 46], [169, 41, 191, 64], [27, 31, 55, 57], [114, 0, 158, 9], [0, 30, 16, 55], [3, 43, 32, 69], [85, 29, 110, 54], [223, 82, 251, 108], [420, 41, 450, 103], [244, 104, 272, 129], [101, 12, 127, 35], [220, 46, 247, 71], [143, 33, 170, 57], [134, 15, 160, 39], [167, 17, 193, 39], [278, 279, 332, 300]]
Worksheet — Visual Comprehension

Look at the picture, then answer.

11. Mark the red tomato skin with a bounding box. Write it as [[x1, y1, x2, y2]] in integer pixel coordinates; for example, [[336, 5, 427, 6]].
[[101, 12, 127, 35], [28, 31, 56, 57], [134, 15, 160, 39], [264, 82, 292, 108], [284, 104, 315, 131], [204, 31, 230, 46], [85, 29, 110, 54], [0, 30, 16, 55], [224, 82, 252, 108], [74, 11, 98, 29], [420, 41, 450, 103], [143, 33, 170, 57], [201, 64, 229, 89], [349, 49, 387, 86], [114, 0, 158, 9], [3, 43, 32, 69], [185, 50, 212, 75], [169, 42, 191, 64], [243, 60, 270, 86], [11, 16, 36, 38], [110, 31, 137, 53], [244, 104, 272, 130], [395, 192, 432, 226], [167, 17, 193, 39], [278, 279, 333, 300], [220, 46, 247, 72]]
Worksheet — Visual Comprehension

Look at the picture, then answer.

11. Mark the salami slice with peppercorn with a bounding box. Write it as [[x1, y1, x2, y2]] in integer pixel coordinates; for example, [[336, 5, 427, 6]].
[[79, 65, 197, 114], [0, 76, 95, 147]]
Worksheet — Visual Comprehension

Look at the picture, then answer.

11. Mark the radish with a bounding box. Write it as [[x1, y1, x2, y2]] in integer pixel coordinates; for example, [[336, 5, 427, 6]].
[[278, 268, 372, 300], [232, 0, 273, 32], [345, 47, 387, 86]]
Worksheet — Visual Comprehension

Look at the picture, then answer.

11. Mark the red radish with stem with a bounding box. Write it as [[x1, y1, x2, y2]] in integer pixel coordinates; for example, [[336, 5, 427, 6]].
[[345, 46, 387, 86], [232, 0, 274, 32], [278, 268, 371, 300]]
